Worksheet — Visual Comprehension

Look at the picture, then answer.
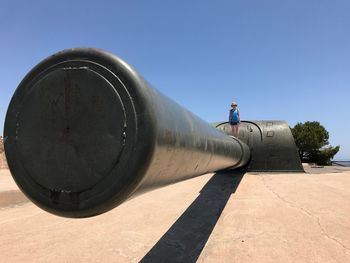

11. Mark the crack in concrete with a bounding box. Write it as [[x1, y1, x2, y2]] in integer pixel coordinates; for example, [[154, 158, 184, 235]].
[[315, 217, 350, 252], [259, 174, 350, 253]]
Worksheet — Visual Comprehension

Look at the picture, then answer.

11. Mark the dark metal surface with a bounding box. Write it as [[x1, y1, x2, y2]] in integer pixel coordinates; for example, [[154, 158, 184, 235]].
[[4, 48, 250, 218], [215, 121, 304, 172]]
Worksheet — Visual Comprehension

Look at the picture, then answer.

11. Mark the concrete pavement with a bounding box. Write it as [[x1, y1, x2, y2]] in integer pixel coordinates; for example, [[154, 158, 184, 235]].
[[1, 168, 350, 262]]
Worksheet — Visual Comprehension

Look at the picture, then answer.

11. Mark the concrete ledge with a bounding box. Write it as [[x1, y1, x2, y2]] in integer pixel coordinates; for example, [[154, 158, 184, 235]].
[[0, 190, 28, 207], [0, 152, 8, 169], [0, 169, 28, 207]]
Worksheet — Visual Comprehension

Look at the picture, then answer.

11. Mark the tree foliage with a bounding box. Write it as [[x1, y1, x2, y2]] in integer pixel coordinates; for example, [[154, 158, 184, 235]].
[[291, 121, 340, 165]]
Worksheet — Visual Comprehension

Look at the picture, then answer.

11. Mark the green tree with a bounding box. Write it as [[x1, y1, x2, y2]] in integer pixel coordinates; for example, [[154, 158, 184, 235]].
[[291, 121, 340, 165]]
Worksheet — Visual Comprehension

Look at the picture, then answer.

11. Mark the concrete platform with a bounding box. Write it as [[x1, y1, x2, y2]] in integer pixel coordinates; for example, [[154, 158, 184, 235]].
[[0, 169, 28, 207], [1, 168, 350, 262]]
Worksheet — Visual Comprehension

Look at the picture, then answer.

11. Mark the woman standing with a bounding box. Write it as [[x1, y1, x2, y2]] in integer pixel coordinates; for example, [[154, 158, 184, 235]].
[[229, 102, 240, 137]]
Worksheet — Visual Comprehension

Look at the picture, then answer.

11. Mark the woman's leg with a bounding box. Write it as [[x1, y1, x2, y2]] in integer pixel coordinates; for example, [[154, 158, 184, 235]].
[[231, 124, 238, 137]]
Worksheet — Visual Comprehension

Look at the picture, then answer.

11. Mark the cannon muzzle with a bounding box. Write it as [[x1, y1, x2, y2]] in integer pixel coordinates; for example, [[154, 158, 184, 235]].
[[4, 48, 251, 218]]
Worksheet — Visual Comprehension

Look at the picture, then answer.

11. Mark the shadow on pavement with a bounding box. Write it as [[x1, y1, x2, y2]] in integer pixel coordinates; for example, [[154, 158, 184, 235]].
[[140, 169, 245, 263]]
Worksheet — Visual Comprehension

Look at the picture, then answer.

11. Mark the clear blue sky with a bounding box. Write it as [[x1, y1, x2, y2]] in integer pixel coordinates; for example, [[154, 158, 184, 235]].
[[1, 0, 349, 159]]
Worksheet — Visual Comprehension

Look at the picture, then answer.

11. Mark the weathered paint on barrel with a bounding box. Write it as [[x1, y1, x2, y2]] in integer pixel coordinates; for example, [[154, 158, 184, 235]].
[[4, 48, 250, 218]]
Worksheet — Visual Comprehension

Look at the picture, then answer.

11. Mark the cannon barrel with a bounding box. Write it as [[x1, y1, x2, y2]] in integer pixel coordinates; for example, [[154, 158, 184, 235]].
[[4, 48, 250, 218]]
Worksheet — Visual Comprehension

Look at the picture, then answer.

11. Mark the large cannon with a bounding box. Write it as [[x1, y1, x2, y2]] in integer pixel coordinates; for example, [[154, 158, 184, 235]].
[[4, 48, 302, 218]]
